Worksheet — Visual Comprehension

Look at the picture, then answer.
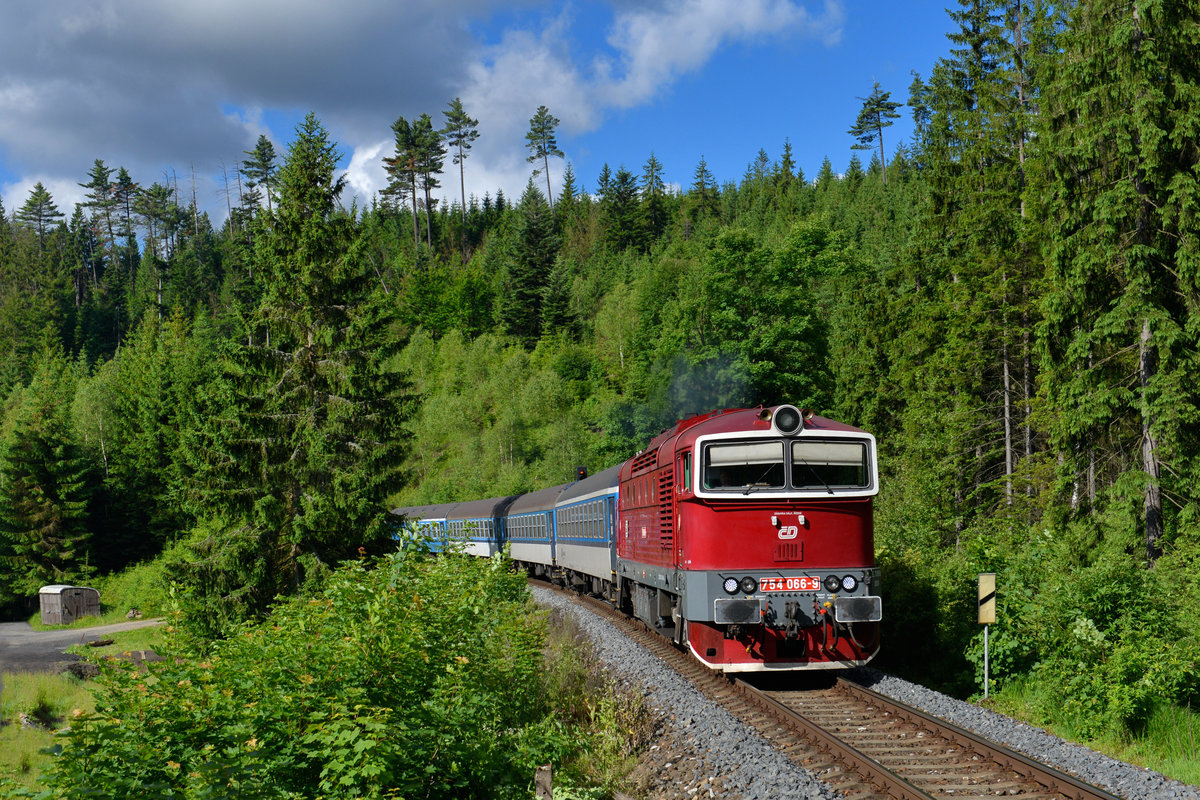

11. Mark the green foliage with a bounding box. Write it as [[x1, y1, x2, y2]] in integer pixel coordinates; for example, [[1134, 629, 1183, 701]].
[[28, 549, 597, 799], [0, 340, 94, 601], [171, 114, 415, 635]]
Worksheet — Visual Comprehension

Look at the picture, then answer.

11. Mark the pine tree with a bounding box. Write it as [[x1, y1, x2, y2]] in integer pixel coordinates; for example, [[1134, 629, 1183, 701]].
[[414, 113, 446, 246], [525, 105, 565, 207], [383, 115, 421, 247], [441, 97, 480, 227], [847, 81, 903, 186]]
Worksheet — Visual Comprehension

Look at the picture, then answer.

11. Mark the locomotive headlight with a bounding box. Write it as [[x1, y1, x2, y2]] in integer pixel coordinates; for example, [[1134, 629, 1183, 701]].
[[840, 574, 858, 592], [773, 405, 803, 435], [723, 577, 739, 595], [823, 574, 841, 593], [739, 576, 758, 594]]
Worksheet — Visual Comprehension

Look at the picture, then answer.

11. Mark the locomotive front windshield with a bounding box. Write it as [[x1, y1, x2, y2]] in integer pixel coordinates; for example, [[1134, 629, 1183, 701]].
[[791, 440, 870, 489], [701, 438, 872, 493]]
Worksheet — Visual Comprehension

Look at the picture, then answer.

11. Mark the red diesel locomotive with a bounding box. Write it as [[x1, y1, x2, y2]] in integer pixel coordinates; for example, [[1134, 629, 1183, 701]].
[[617, 404, 880, 671], [393, 404, 881, 672]]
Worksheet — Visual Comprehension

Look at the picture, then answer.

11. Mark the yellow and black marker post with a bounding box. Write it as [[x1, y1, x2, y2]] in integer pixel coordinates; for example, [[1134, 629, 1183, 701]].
[[978, 572, 996, 698]]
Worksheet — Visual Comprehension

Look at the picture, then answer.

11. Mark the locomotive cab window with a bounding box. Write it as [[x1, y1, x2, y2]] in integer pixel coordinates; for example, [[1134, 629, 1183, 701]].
[[702, 441, 785, 491], [791, 440, 870, 489]]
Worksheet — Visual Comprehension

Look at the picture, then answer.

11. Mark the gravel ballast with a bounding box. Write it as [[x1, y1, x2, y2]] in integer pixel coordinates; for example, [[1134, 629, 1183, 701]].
[[848, 668, 1200, 800], [533, 587, 839, 800], [533, 587, 1200, 800]]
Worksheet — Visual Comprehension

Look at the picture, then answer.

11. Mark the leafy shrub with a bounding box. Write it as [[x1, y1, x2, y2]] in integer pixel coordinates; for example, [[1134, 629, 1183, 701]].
[[1029, 550, 1200, 738], [25, 547, 586, 799]]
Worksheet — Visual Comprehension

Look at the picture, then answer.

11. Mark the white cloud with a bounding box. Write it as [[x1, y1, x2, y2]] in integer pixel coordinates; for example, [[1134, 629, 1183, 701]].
[[417, 0, 843, 208], [0, 0, 843, 219], [345, 140, 390, 208], [597, 0, 842, 107]]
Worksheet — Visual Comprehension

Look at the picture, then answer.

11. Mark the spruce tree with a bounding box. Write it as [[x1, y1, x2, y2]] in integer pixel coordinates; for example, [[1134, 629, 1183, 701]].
[[179, 114, 413, 633], [1038, 0, 1200, 566], [241, 135, 278, 214], [641, 152, 668, 241], [0, 338, 93, 599], [498, 180, 559, 345], [15, 182, 64, 253]]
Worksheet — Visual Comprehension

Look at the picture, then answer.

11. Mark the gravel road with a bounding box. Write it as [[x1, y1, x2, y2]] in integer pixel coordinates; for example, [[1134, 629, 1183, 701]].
[[0, 618, 164, 673]]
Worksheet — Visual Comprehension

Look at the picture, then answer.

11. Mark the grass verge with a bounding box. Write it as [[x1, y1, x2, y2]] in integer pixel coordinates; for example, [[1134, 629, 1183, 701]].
[[1, 624, 166, 791], [990, 676, 1200, 787], [0, 672, 94, 791], [538, 605, 656, 796]]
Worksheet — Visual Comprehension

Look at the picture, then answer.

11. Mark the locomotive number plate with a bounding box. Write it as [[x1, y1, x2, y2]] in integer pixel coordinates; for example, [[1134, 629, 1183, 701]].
[[759, 576, 821, 592]]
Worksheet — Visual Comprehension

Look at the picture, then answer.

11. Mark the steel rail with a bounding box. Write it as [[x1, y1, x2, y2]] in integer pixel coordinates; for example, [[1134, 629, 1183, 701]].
[[834, 679, 1125, 800], [731, 676, 935, 800]]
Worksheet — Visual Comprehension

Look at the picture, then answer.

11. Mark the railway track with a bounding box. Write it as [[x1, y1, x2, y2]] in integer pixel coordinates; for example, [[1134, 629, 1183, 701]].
[[551, 583, 1124, 800]]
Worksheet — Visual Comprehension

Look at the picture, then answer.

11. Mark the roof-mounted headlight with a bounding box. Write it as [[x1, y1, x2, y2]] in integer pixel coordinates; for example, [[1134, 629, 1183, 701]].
[[773, 405, 803, 435]]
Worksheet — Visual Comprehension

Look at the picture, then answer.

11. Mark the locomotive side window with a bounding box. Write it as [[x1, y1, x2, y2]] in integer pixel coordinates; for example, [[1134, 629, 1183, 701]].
[[791, 440, 870, 489], [702, 441, 785, 490]]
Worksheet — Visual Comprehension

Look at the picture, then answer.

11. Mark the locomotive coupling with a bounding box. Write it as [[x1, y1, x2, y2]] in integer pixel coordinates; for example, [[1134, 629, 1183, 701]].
[[783, 601, 801, 640]]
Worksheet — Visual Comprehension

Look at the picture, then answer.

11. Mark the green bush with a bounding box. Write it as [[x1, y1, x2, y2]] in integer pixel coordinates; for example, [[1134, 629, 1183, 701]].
[[23, 547, 585, 799], [1028, 549, 1200, 739]]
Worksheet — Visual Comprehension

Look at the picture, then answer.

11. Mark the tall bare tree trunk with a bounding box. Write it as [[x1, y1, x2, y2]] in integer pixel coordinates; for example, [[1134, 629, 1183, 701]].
[[1141, 319, 1162, 566]]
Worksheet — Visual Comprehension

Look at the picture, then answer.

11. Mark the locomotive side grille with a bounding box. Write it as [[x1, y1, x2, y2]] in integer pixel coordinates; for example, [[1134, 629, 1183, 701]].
[[630, 450, 658, 475], [657, 469, 674, 548]]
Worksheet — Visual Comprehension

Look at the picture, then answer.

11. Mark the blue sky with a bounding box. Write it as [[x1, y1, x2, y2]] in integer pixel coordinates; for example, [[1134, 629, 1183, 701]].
[[0, 1, 957, 222]]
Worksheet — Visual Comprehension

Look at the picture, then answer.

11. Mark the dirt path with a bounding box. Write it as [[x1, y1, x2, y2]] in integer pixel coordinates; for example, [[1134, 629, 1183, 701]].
[[0, 618, 164, 673]]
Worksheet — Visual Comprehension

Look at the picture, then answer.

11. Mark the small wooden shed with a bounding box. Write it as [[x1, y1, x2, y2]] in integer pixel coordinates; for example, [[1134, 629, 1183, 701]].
[[39, 585, 101, 625]]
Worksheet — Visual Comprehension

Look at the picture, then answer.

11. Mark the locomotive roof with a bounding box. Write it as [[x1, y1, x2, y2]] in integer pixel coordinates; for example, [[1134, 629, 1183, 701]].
[[622, 406, 871, 476]]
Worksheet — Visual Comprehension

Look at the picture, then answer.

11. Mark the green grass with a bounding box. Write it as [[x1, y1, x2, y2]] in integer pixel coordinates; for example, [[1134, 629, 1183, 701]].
[[1117, 702, 1200, 786], [0, 672, 95, 791], [65, 623, 166, 659], [3, 611, 167, 790], [990, 676, 1200, 788]]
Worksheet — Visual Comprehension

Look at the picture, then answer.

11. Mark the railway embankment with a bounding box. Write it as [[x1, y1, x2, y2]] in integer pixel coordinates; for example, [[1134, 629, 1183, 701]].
[[532, 585, 1200, 800]]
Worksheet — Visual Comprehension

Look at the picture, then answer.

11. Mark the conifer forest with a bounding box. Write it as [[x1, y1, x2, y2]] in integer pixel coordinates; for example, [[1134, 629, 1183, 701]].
[[0, 0, 1198, 748]]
